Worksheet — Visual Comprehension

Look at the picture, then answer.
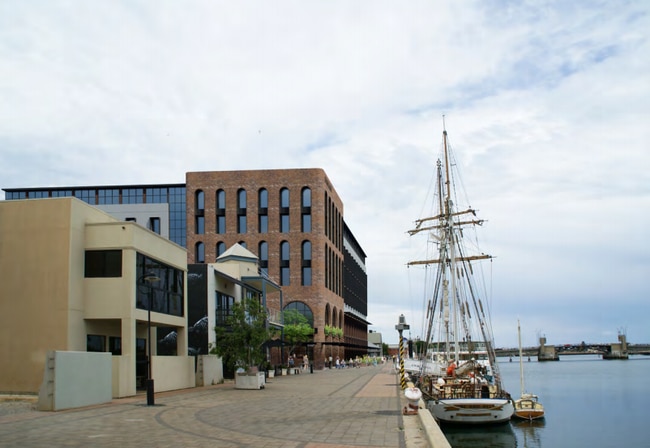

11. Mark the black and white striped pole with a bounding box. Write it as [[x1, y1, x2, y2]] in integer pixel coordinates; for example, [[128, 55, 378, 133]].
[[395, 314, 409, 390]]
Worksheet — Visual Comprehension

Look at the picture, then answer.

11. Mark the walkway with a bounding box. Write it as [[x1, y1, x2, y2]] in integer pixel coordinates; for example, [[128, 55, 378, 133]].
[[0, 362, 436, 447]]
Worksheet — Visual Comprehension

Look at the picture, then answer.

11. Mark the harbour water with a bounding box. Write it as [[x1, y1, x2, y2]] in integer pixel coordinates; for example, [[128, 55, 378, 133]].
[[440, 354, 650, 448]]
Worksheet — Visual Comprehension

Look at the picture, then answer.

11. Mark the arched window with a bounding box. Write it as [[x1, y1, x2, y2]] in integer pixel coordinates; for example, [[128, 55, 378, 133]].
[[280, 187, 289, 233], [216, 242, 226, 258], [195, 190, 205, 211], [301, 187, 311, 233], [216, 189, 226, 234], [195, 242, 205, 263], [280, 241, 290, 286], [258, 188, 268, 233], [301, 240, 312, 286], [195, 190, 205, 234], [325, 304, 331, 326], [283, 301, 314, 327], [237, 189, 247, 234]]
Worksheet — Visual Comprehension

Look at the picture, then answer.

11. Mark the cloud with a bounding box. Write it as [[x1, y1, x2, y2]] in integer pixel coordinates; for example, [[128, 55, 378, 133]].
[[1, 1, 648, 347]]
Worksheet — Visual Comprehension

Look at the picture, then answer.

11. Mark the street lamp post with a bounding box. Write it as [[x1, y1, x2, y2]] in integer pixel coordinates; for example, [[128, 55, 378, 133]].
[[395, 314, 409, 390], [307, 342, 315, 374], [141, 271, 160, 406]]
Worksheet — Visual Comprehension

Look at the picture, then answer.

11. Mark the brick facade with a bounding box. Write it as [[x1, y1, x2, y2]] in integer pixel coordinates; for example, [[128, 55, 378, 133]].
[[186, 169, 350, 368]]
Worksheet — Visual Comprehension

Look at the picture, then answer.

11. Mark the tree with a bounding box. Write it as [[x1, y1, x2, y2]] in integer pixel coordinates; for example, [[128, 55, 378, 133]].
[[282, 309, 314, 355], [211, 296, 269, 373]]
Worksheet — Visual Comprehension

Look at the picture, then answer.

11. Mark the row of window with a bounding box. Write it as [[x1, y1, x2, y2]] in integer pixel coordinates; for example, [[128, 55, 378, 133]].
[[194, 187, 312, 235], [6, 187, 188, 248], [7, 187, 185, 205], [195, 240, 312, 287], [324, 303, 344, 328]]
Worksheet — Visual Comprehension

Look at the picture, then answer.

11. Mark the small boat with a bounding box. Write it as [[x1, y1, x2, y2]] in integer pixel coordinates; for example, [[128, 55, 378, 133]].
[[513, 319, 545, 421], [408, 122, 514, 425]]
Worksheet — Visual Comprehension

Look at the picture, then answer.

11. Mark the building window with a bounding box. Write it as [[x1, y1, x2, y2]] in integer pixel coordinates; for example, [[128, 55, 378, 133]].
[[259, 214, 268, 233], [301, 187, 312, 233], [145, 187, 168, 204], [196, 242, 205, 263], [238, 215, 247, 234], [169, 186, 187, 248], [149, 217, 161, 234], [51, 190, 73, 198], [258, 188, 268, 233], [123, 188, 144, 204], [109, 337, 122, 355], [238, 241, 247, 249], [280, 241, 290, 286], [216, 215, 225, 234], [195, 190, 205, 234], [259, 241, 268, 275], [280, 214, 289, 233], [216, 242, 226, 258], [98, 189, 119, 205], [125, 217, 136, 222], [85, 250, 122, 278], [75, 189, 97, 205], [216, 292, 235, 326], [87, 335, 106, 352], [237, 189, 247, 233], [259, 189, 268, 208], [301, 240, 312, 286], [195, 190, 205, 211], [196, 216, 205, 234], [284, 301, 314, 327], [302, 214, 311, 233], [280, 187, 289, 233], [136, 253, 184, 317], [216, 189, 226, 234]]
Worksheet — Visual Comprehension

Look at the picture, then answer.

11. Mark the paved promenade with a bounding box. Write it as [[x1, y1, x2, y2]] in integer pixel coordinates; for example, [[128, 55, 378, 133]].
[[0, 362, 437, 447]]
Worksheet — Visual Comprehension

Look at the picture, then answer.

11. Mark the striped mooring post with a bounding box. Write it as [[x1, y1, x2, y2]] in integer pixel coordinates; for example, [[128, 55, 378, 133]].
[[395, 314, 409, 390], [399, 332, 406, 389]]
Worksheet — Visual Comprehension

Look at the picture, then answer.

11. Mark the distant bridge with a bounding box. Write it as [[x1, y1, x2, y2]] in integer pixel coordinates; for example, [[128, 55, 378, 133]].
[[495, 343, 650, 358]]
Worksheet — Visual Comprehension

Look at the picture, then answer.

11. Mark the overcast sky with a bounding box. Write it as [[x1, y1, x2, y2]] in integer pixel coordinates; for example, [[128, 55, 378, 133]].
[[1, 1, 648, 347]]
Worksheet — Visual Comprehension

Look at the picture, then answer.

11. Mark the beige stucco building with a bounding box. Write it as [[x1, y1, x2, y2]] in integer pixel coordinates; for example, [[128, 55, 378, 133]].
[[0, 197, 194, 397]]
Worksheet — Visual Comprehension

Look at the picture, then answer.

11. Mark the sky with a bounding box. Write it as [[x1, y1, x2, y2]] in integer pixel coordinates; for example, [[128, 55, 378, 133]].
[[1, 1, 648, 348]]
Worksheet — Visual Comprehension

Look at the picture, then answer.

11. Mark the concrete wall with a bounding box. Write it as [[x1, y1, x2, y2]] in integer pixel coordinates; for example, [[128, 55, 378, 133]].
[[96, 203, 170, 239], [37, 351, 112, 411], [152, 356, 195, 392], [196, 355, 224, 386]]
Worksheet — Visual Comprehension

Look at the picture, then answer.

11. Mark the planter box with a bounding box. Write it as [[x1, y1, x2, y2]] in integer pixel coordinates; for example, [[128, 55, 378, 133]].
[[235, 372, 266, 390]]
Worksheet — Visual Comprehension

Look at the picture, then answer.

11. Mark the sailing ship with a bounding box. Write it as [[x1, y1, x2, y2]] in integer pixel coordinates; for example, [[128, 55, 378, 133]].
[[407, 123, 514, 425], [513, 319, 545, 420]]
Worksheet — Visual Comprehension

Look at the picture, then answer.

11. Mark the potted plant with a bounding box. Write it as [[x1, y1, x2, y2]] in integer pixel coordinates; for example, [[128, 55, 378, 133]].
[[265, 361, 274, 379], [283, 309, 315, 373], [211, 297, 270, 390]]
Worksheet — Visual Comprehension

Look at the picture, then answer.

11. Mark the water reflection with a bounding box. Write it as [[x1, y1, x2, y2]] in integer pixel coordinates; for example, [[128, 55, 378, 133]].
[[441, 419, 547, 448], [511, 418, 545, 448], [442, 423, 516, 448]]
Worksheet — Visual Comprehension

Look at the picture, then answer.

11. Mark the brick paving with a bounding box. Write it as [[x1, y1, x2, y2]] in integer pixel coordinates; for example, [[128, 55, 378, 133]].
[[0, 362, 434, 448]]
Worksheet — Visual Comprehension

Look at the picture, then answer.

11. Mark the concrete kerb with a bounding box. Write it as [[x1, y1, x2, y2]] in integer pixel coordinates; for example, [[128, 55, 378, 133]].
[[415, 401, 451, 448], [401, 379, 451, 448]]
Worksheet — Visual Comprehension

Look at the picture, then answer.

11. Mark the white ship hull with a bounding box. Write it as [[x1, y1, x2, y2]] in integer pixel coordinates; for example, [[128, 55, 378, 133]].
[[428, 398, 514, 425]]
